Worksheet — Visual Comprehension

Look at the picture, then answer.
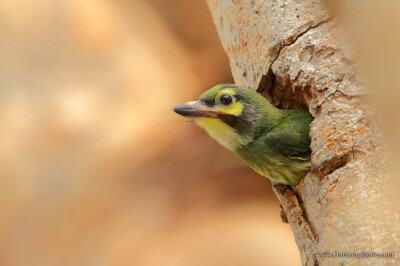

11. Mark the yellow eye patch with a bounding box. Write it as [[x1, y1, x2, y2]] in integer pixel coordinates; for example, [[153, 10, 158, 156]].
[[215, 89, 244, 116], [216, 89, 236, 98], [217, 102, 244, 116]]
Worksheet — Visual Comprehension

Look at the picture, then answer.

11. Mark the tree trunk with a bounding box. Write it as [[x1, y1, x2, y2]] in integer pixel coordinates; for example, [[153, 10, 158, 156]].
[[206, 0, 400, 265]]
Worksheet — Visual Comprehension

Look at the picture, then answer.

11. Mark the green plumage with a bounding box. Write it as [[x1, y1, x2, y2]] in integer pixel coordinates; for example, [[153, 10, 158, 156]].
[[173, 84, 313, 185], [236, 109, 312, 185]]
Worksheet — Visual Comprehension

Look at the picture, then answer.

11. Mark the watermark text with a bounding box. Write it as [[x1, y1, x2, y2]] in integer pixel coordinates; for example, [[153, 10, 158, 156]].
[[314, 251, 395, 259]]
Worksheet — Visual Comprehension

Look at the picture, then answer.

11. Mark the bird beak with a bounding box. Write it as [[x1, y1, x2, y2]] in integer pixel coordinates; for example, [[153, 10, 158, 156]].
[[173, 101, 219, 118]]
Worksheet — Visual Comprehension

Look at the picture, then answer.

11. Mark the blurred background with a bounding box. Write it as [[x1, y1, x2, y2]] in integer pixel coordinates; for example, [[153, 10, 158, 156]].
[[0, 0, 300, 265]]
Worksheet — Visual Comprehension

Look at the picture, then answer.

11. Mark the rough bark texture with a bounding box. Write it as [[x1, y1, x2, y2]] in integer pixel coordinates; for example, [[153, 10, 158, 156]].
[[206, 0, 400, 265]]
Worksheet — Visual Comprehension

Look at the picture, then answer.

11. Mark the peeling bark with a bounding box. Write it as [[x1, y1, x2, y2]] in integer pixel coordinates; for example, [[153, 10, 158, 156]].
[[206, 0, 400, 265]]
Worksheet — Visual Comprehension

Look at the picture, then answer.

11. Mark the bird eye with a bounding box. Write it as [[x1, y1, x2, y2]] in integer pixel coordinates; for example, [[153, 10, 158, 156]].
[[219, 94, 234, 106]]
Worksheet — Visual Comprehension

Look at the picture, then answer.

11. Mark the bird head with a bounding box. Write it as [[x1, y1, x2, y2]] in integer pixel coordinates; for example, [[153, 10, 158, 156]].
[[173, 84, 280, 151]]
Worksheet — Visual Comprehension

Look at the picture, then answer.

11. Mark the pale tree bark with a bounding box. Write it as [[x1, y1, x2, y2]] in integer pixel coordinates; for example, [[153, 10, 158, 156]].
[[206, 0, 400, 265]]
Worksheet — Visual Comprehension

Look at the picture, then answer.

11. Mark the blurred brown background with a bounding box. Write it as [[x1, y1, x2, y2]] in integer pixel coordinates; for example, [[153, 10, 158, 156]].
[[0, 0, 300, 265]]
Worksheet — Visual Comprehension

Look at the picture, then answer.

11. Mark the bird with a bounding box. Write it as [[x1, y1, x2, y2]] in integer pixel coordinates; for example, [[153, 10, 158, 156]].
[[173, 84, 313, 185]]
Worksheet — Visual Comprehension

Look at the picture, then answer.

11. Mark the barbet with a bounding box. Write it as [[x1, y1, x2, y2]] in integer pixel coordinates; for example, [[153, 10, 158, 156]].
[[173, 84, 313, 185]]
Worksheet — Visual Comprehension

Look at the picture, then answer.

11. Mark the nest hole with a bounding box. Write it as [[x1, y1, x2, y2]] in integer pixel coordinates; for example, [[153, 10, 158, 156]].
[[257, 69, 310, 110]]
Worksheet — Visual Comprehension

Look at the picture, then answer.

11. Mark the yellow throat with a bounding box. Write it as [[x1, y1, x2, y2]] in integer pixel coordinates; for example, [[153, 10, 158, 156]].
[[195, 118, 244, 151]]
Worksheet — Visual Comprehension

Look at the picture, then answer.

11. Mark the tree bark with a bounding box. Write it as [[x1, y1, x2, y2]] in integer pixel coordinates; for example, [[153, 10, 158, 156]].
[[206, 0, 400, 265]]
